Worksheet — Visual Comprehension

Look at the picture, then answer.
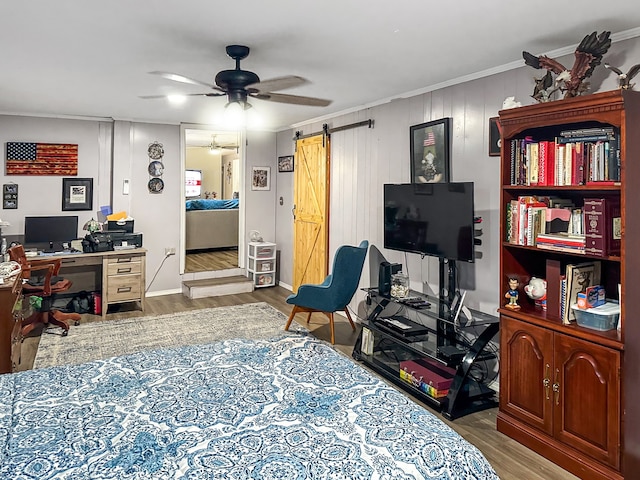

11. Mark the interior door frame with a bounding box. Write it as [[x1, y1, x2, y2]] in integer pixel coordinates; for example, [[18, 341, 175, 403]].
[[179, 123, 246, 274]]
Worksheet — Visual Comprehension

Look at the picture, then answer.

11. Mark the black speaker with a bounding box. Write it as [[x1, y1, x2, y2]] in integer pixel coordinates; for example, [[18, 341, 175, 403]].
[[378, 261, 402, 296]]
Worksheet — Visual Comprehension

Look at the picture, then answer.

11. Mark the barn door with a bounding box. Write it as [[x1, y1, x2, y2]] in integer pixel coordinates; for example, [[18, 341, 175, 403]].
[[292, 134, 330, 291]]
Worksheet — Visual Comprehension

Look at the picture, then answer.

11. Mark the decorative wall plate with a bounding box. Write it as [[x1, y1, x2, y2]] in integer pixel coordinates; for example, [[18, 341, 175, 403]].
[[148, 160, 164, 177], [148, 177, 164, 193], [147, 141, 164, 160]]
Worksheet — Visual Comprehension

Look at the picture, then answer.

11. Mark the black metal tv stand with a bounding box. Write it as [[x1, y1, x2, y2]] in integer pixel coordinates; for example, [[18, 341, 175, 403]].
[[353, 288, 499, 420]]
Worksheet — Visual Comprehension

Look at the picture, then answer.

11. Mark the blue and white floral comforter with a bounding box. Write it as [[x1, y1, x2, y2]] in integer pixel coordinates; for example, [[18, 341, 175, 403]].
[[0, 335, 499, 479]]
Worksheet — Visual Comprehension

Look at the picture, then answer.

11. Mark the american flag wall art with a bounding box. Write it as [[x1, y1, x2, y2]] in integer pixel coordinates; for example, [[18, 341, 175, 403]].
[[5, 142, 78, 175]]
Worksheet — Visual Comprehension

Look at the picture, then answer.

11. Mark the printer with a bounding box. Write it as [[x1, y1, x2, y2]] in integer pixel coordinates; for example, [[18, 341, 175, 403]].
[[104, 220, 142, 248], [110, 231, 143, 248]]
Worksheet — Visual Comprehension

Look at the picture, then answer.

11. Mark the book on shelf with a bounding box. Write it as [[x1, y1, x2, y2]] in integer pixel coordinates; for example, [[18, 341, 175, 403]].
[[583, 197, 622, 257], [560, 126, 615, 138], [545, 207, 571, 233], [536, 232, 585, 245], [560, 275, 567, 322], [536, 233, 586, 254], [562, 261, 602, 324], [537, 243, 585, 255], [529, 142, 539, 185]]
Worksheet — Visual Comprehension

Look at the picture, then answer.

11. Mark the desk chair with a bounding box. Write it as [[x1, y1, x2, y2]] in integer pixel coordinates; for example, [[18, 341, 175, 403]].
[[8, 245, 81, 337], [284, 240, 369, 344]]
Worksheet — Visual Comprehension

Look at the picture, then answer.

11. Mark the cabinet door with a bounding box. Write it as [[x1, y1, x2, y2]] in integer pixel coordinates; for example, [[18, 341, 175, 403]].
[[554, 334, 621, 469], [500, 316, 554, 435]]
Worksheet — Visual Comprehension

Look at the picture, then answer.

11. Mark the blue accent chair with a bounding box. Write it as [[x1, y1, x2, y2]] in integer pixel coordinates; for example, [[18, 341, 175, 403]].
[[284, 240, 369, 344]]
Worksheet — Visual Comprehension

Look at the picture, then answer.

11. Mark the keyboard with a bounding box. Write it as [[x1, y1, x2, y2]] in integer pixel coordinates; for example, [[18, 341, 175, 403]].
[[39, 250, 82, 256]]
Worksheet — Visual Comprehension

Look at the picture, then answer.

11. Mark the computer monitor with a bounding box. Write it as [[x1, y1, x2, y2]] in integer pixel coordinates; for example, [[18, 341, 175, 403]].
[[24, 215, 79, 252]]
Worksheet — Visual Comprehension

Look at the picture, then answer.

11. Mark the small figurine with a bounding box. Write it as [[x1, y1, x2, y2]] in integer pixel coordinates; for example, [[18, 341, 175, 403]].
[[505, 276, 521, 310], [604, 62, 640, 90], [524, 277, 547, 310]]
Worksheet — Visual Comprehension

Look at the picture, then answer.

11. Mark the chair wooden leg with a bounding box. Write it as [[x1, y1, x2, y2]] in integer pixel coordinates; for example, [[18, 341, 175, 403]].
[[284, 305, 300, 331], [343, 308, 356, 331], [328, 312, 335, 345], [306, 312, 312, 324]]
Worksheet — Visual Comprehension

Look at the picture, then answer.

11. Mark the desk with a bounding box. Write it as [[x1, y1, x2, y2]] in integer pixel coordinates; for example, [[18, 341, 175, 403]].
[[42, 249, 146, 318], [0, 274, 24, 374]]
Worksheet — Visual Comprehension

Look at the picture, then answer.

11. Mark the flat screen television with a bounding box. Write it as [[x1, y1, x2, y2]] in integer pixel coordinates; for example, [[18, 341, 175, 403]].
[[383, 182, 475, 262], [24, 215, 79, 252]]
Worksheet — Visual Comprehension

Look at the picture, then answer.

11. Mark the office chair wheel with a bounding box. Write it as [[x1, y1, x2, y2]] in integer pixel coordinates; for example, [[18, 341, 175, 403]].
[[74, 320, 80, 326], [62, 329, 68, 337]]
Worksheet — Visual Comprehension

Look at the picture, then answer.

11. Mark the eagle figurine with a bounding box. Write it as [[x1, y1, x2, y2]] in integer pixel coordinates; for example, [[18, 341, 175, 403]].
[[604, 63, 640, 90], [523, 31, 612, 99], [531, 71, 557, 102]]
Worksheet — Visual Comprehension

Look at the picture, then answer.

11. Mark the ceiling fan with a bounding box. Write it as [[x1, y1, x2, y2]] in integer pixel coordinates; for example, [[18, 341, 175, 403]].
[[193, 134, 239, 154], [142, 45, 332, 109]]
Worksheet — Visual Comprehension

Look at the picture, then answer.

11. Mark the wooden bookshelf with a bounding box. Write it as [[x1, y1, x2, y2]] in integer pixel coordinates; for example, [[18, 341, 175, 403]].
[[496, 90, 640, 480]]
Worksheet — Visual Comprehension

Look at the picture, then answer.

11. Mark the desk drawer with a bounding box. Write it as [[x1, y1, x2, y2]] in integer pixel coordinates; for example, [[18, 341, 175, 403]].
[[107, 261, 142, 276], [107, 254, 143, 265], [60, 256, 102, 267], [107, 275, 142, 302]]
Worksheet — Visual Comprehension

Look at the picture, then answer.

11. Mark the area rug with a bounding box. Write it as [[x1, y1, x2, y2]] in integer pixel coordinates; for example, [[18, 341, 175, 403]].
[[33, 302, 305, 369]]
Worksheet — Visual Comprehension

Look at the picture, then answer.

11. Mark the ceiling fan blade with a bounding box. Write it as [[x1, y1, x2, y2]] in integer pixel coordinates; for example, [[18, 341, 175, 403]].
[[251, 92, 332, 107], [247, 75, 308, 93], [139, 92, 225, 99], [149, 71, 222, 90]]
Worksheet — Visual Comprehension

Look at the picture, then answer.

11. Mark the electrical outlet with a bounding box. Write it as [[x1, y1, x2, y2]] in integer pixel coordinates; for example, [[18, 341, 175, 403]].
[[165, 247, 176, 256]]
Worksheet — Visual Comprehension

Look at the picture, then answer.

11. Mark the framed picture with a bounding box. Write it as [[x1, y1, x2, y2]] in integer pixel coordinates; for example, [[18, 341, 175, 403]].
[[488, 117, 502, 156], [410, 118, 451, 183], [278, 155, 294, 173], [251, 166, 271, 191], [62, 177, 93, 211], [3, 183, 18, 209]]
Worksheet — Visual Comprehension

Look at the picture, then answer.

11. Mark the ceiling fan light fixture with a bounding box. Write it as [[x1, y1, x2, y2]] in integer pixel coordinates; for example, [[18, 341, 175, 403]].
[[167, 94, 187, 105], [224, 101, 248, 128]]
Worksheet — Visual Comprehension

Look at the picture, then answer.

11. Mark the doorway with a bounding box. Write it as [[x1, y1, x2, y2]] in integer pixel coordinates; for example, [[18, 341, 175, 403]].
[[182, 127, 242, 274]]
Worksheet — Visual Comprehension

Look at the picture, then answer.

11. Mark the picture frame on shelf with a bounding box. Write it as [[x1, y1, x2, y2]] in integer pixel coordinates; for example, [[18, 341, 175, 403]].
[[410, 118, 451, 183], [251, 166, 271, 191], [62, 177, 93, 211], [488, 117, 501, 156], [277, 155, 294, 173]]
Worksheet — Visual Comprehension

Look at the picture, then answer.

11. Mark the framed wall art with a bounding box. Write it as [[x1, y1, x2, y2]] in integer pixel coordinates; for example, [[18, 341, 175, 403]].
[[62, 177, 93, 211], [278, 155, 294, 173], [3, 183, 18, 209], [410, 118, 451, 183], [251, 166, 271, 191], [488, 117, 502, 156]]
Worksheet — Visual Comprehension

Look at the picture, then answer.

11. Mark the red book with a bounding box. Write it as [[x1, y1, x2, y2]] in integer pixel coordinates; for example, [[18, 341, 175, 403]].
[[583, 197, 621, 256], [539, 140, 556, 186], [538, 141, 547, 186], [400, 358, 455, 391]]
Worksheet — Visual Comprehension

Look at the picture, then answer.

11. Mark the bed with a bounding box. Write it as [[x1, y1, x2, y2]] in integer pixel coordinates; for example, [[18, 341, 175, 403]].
[[0, 334, 498, 479], [185, 198, 239, 251]]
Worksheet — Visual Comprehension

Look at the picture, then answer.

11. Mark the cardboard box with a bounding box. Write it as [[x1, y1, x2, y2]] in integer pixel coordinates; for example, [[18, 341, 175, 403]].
[[576, 285, 605, 309]]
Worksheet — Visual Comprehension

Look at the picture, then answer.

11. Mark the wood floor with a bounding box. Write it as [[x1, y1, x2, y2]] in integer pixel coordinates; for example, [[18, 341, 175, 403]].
[[17, 285, 578, 480], [185, 248, 238, 272]]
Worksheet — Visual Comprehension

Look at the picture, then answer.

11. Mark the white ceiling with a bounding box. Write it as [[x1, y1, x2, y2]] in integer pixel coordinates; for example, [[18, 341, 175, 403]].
[[2, 2, 640, 132]]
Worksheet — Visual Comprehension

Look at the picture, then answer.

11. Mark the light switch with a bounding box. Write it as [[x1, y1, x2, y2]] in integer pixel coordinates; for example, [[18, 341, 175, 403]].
[[123, 179, 130, 195]]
